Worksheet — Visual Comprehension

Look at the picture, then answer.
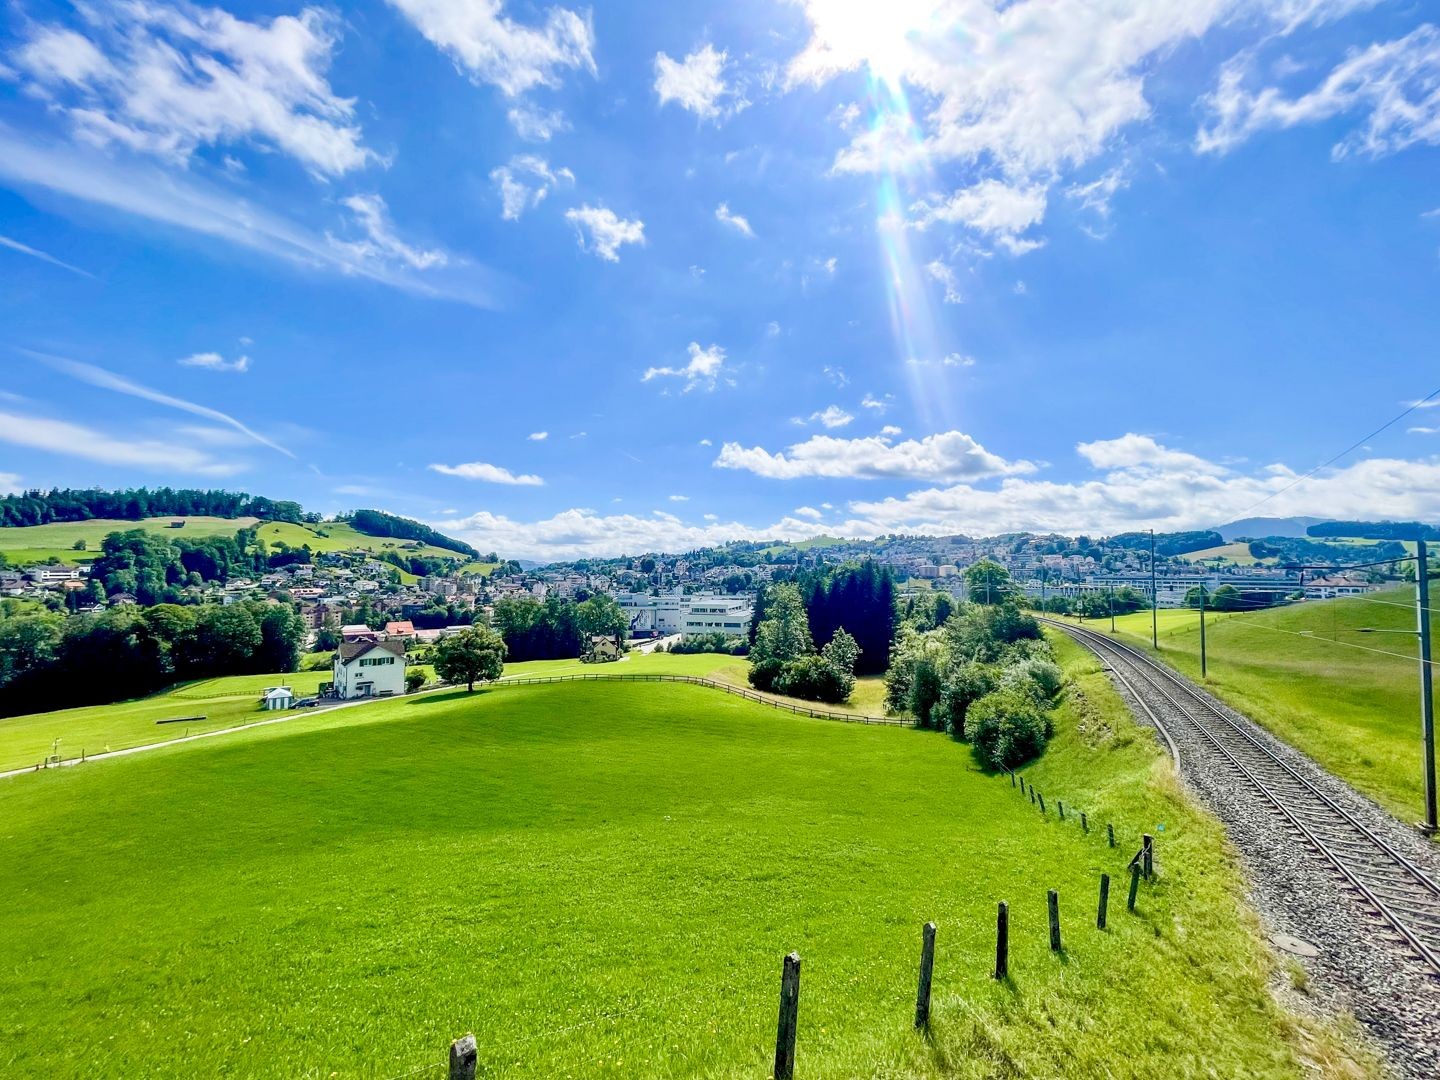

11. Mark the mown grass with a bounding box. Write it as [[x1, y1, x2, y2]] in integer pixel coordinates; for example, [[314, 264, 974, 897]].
[[1076, 588, 1436, 826], [0, 664, 1373, 1077], [0, 652, 885, 774], [0, 516, 261, 565]]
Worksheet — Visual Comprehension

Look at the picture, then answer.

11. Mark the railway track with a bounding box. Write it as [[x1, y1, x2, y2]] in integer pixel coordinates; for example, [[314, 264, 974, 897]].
[[1048, 617, 1440, 979]]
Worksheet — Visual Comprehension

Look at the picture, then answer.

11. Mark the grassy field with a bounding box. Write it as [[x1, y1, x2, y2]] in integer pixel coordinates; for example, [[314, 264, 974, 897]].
[[0, 662, 1370, 1077], [0, 652, 891, 775], [1071, 588, 1436, 826], [1180, 542, 1263, 566], [0, 515, 468, 568], [0, 516, 261, 565]]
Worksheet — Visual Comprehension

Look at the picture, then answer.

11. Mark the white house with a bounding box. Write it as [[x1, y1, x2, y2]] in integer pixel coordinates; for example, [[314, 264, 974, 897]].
[[332, 639, 407, 699]]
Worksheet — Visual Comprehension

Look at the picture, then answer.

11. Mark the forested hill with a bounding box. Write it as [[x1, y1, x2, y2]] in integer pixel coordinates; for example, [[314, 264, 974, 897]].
[[0, 488, 477, 558], [344, 510, 478, 558], [0, 488, 307, 527]]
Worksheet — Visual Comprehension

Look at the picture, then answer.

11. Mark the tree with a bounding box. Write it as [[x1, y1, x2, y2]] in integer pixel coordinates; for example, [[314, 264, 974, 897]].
[[578, 594, 629, 644], [938, 662, 994, 740], [748, 584, 813, 691], [405, 668, 427, 694], [964, 560, 1012, 604], [433, 627, 506, 691], [256, 604, 307, 673], [1209, 584, 1244, 612]]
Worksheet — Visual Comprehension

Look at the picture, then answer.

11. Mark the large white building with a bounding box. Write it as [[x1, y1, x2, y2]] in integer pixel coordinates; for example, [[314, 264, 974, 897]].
[[617, 591, 753, 638], [332, 639, 407, 699]]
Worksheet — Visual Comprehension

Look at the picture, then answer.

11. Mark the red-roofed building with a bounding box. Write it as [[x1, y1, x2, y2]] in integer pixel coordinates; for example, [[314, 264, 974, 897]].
[[384, 620, 416, 640]]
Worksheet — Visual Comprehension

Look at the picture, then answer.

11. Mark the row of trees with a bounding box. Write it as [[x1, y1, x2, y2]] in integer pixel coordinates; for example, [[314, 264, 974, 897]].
[[0, 488, 307, 528], [0, 600, 307, 718], [345, 509, 479, 558], [88, 528, 273, 603], [748, 584, 862, 704], [884, 602, 1062, 769], [756, 559, 897, 675], [491, 595, 630, 662]]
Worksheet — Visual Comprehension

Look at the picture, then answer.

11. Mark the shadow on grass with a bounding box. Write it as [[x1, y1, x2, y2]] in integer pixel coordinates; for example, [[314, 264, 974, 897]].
[[403, 687, 499, 707]]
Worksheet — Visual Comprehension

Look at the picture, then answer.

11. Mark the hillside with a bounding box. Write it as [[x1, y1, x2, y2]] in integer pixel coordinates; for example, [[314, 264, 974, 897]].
[[0, 678, 1363, 1076]]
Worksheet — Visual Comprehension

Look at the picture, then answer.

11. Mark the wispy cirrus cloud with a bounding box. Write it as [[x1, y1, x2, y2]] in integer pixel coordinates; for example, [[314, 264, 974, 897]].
[[0, 409, 244, 476], [0, 234, 94, 278], [179, 351, 250, 374]]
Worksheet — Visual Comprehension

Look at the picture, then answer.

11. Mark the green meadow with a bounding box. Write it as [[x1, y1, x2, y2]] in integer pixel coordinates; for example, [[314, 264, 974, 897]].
[[0, 642, 1370, 1077], [1075, 587, 1436, 826]]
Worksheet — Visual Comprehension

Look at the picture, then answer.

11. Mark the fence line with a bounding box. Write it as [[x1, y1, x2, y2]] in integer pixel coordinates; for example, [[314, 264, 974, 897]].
[[489, 672, 909, 726]]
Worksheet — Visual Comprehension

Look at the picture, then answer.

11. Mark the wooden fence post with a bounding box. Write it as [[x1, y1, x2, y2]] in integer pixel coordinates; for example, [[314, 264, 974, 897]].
[[1127, 863, 1140, 912], [1010, 771, 1016, 788], [449, 1034, 477, 1080], [1057, 800, 1065, 821], [994, 902, 1009, 980], [1106, 823, 1115, 848], [1037, 793, 1046, 815], [1029, 787, 1035, 805], [1048, 890, 1062, 952], [1097, 874, 1110, 930], [1080, 811, 1087, 833], [775, 951, 802, 1080], [1142, 834, 1154, 879], [915, 922, 937, 1031]]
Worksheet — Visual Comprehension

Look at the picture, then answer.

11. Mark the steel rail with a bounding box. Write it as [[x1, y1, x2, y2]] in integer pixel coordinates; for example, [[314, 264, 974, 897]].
[[1047, 617, 1440, 976]]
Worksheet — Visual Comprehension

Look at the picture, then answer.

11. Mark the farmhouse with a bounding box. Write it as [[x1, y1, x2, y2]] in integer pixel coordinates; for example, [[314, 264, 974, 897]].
[[332, 639, 406, 699]]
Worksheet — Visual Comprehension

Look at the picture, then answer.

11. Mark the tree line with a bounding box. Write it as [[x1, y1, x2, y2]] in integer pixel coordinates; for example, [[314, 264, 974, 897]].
[[490, 595, 630, 662], [344, 509, 478, 558], [0, 488, 309, 528], [754, 559, 897, 676], [0, 600, 307, 718]]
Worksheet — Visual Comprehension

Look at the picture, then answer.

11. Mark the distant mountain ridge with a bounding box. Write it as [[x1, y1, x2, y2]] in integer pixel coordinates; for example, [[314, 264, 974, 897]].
[[1217, 516, 1325, 541]]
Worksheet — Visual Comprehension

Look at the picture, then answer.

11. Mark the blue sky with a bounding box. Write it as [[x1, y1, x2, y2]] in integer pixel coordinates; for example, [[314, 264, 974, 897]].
[[1, 0, 1438, 558]]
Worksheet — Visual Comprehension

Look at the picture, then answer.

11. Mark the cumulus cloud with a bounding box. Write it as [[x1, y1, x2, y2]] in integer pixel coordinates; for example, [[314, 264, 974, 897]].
[[1197, 24, 1440, 158], [715, 202, 755, 238], [714, 429, 1033, 481], [642, 342, 727, 392], [654, 44, 743, 120], [428, 461, 544, 485], [861, 393, 893, 412], [913, 180, 1047, 254], [179, 351, 250, 373], [564, 205, 645, 261], [12, 6, 373, 176], [810, 405, 854, 428], [490, 155, 574, 220], [386, 0, 595, 98], [528, 430, 549, 440]]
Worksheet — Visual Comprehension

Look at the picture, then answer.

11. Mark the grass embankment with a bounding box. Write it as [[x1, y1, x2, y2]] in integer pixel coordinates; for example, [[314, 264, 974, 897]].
[[0, 654, 1372, 1076], [1081, 588, 1435, 825]]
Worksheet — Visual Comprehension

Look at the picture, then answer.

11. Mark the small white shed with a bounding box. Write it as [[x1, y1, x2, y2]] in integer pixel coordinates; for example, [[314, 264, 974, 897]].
[[261, 686, 295, 711]]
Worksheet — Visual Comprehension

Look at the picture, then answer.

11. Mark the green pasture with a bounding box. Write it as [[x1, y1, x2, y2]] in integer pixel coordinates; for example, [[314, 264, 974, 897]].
[[0, 516, 261, 565], [1180, 542, 1263, 566], [0, 662, 1369, 1077], [1072, 588, 1436, 826]]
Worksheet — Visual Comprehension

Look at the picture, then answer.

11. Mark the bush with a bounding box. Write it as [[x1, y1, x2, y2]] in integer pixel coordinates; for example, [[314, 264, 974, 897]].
[[969, 689, 1054, 770], [748, 657, 784, 692], [405, 669, 426, 694], [1000, 656, 1063, 704], [668, 632, 748, 655], [774, 654, 853, 704]]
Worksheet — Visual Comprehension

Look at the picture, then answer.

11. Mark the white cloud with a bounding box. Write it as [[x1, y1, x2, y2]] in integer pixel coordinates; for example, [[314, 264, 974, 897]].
[[654, 44, 744, 120], [714, 429, 1033, 481], [908, 353, 974, 369], [1408, 426, 1440, 435], [428, 461, 544, 485], [1065, 167, 1130, 227], [925, 259, 963, 303], [39, 352, 291, 457], [668, 494, 690, 502], [528, 431, 549, 441], [715, 202, 755, 238], [507, 103, 569, 141], [12, 6, 373, 176], [179, 351, 250, 374], [1197, 25, 1440, 158], [823, 365, 849, 387], [0, 233, 94, 278], [698, 438, 713, 446], [794, 506, 823, 520], [0, 408, 243, 475], [642, 342, 727, 392], [913, 180, 1048, 254], [861, 393, 893, 411], [0, 128, 493, 306], [765, 320, 782, 337], [810, 405, 854, 429], [490, 155, 574, 220], [386, 0, 595, 97], [1076, 433, 1224, 475], [331, 194, 447, 271], [0, 473, 20, 494], [880, 425, 903, 436], [564, 205, 645, 261]]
